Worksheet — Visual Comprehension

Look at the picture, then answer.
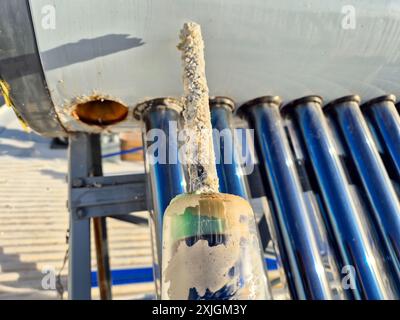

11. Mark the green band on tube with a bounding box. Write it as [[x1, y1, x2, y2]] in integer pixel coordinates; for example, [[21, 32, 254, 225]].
[[171, 206, 225, 242]]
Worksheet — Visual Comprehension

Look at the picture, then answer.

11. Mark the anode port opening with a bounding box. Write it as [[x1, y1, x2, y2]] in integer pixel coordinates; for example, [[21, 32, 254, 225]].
[[73, 99, 128, 126]]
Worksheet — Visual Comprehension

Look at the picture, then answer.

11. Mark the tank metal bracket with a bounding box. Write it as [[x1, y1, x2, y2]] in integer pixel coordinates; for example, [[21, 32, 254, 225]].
[[67, 132, 150, 300], [69, 173, 148, 222]]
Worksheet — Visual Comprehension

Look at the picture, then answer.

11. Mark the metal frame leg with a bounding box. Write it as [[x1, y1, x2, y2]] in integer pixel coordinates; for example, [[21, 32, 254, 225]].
[[68, 133, 112, 300], [68, 133, 92, 300]]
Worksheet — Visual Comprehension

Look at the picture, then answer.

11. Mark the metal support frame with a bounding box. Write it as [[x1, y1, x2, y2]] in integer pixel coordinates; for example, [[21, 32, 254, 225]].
[[67, 132, 148, 300], [90, 134, 112, 300], [70, 174, 147, 220]]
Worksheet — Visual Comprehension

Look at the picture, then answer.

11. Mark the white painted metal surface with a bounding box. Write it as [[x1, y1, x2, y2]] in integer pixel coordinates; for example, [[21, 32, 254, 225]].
[[29, 0, 400, 132]]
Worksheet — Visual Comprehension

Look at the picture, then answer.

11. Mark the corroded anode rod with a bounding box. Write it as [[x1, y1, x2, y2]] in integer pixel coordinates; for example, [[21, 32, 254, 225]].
[[161, 22, 271, 300], [178, 22, 219, 193]]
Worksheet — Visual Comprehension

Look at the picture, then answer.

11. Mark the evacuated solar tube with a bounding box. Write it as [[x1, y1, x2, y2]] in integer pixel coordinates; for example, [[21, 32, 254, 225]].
[[282, 96, 399, 299], [363, 95, 400, 184], [209, 97, 250, 198], [237, 96, 334, 300], [135, 98, 187, 297], [325, 95, 400, 285]]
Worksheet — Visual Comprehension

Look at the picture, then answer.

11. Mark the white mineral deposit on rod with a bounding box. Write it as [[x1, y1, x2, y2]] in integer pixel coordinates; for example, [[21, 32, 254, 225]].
[[178, 22, 219, 193]]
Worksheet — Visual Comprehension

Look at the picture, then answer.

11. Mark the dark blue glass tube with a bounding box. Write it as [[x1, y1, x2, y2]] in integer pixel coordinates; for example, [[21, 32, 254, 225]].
[[238, 96, 333, 300], [326, 96, 400, 283], [141, 99, 187, 235], [363, 95, 400, 183], [210, 97, 249, 199], [139, 98, 187, 297], [283, 96, 399, 299], [284, 116, 348, 300]]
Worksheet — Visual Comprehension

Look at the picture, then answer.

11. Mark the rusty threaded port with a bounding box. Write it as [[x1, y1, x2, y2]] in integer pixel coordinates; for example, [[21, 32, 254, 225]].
[[73, 99, 128, 126]]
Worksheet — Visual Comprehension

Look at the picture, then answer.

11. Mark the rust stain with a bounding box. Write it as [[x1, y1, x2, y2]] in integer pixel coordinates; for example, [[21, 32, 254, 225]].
[[58, 91, 130, 131], [72, 99, 128, 126]]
